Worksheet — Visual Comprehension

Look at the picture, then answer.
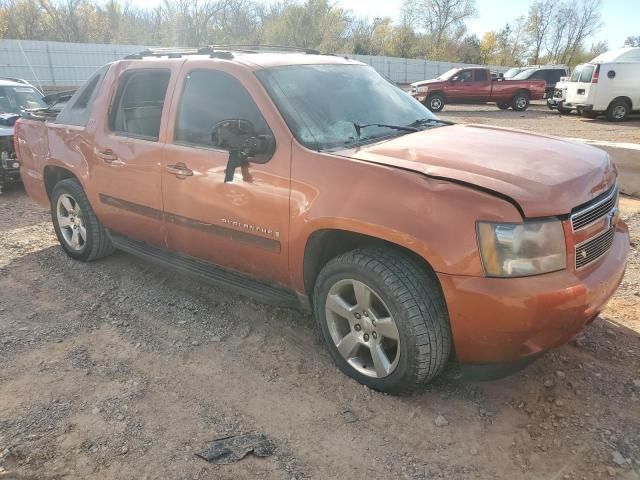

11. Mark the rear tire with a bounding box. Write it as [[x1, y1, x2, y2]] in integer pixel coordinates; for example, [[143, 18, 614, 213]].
[[511, 92, 530, 111], [313, 247, 452, 394], [581, 110, 598, 119], [425, 93, 445, 112], [606, 100, 630, 122], [558, 106, 572, 114], [51, 178, 114, 262]]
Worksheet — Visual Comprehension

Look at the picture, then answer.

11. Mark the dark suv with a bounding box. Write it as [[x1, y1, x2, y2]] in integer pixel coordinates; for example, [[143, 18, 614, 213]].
[[511, 66, 568, 98]]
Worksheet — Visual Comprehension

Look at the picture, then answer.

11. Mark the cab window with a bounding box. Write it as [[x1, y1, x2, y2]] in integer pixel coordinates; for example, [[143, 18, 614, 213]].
[[457, 70, 473, 82], [474, 70, 488, 81], [109, 69, 170, 141], [173, 69, 273, 162]]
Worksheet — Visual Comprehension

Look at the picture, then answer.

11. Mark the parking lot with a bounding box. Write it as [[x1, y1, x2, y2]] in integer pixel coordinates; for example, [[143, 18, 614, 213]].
[[1, 110, 639, 479], [438, 102, 640, 144]]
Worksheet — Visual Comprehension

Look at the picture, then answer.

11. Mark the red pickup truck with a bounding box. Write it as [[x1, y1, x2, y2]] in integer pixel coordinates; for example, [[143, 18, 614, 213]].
[[410, 67, 546, 112]]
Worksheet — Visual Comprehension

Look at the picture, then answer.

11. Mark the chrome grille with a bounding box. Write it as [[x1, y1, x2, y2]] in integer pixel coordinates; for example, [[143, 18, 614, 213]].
[[575, 227, 615, 269], [571, 185, 618, 231], [554, 89, 563, 98]]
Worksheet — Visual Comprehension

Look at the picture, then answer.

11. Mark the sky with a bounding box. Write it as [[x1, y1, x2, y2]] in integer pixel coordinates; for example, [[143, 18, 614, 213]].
[[336, 0, 636, 50]]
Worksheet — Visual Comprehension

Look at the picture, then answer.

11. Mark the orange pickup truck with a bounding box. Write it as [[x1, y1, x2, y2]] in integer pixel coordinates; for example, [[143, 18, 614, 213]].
[[410, 66, 546, 112], [15, 48, 629, 393]]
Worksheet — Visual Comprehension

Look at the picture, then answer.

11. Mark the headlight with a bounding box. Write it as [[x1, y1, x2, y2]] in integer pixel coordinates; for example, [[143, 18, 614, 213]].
[[477, 220, 566, 277], [417, 86, 429, 93]]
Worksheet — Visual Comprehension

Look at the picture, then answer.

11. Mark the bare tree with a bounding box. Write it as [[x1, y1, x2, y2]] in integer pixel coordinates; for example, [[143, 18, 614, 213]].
[[407, 0, 476, 58], [526, 0, 553, 63]]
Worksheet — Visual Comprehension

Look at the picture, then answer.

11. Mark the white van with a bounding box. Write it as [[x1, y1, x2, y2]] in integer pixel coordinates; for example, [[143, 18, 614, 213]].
[[564, 47, 640, 121]]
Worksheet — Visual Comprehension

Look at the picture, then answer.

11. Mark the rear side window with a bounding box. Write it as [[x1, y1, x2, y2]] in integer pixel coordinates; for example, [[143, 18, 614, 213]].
[[579, 65, 595, 83], [474, 70, 488, 81], [109, 69, 170, 141], [57, 65, 108, 126], [569, 65, 583, 82], [174, 70, 273, 161]]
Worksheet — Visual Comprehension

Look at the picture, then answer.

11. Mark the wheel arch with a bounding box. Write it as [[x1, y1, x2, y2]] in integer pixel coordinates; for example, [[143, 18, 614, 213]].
[[43, 165, 81, 199], [302, 228, 439, 305], [608, 96, 632, 109]]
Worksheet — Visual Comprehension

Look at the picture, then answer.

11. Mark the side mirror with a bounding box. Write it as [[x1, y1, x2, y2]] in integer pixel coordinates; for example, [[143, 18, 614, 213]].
[[450, 76, 458, 83], [211, 119, 275, 182]]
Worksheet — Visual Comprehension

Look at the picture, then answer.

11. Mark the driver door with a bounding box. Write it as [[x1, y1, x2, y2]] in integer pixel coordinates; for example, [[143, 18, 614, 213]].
[[447, 69, 473, 101], [161, 66, 291, 286]]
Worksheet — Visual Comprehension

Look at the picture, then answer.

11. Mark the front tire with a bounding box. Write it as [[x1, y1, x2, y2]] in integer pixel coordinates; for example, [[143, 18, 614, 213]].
[[51, 178, 114, 262], [607, 100, 630, 122], [497, 103, 510, 110], [425, 93, 445, 112], [313, 247, 452, 394], [511, 92, 530, 111]]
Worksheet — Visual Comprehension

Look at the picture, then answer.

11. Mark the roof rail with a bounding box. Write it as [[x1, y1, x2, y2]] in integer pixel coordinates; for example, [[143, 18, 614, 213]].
[[124, 47, 234, 60], [208, 44, 321, 55], [123, 44, 321, 60]]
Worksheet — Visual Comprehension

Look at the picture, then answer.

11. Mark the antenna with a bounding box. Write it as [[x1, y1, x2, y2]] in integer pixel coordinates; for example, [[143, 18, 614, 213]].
[[16, 40, 44, 93]]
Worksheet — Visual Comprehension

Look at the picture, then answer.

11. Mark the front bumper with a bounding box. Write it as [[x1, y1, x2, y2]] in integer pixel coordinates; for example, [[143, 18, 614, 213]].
[[438, 223, 629, 367], [1, 134, 20, 187], [565, 102, 593, 112], [547, 97, 568, 109]]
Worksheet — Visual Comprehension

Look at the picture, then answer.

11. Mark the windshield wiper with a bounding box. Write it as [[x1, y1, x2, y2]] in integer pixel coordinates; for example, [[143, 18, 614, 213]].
[[408, 118, 454, 128], [353, 122, 418, 140]]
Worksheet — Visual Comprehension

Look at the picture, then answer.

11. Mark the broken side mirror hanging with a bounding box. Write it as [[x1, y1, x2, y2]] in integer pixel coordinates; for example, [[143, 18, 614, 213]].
[[210, 119, 275, 183]]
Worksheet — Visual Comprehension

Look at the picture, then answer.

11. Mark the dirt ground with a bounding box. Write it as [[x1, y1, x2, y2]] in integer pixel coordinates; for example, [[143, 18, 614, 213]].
[[0, 184, 639, 480], [437, 102, 640, 144]]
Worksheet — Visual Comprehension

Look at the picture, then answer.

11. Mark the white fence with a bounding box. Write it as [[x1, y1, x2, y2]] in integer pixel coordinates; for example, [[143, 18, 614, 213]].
[[1, 39, 508, 88]]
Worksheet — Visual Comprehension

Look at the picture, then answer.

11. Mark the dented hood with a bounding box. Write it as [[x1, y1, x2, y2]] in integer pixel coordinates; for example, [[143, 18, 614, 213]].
[[340, 124, 616, 218]]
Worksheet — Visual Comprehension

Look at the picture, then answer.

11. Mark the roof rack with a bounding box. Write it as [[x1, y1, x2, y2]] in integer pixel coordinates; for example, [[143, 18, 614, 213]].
[[208, 44, 320, 55], [123, 44, 321, 60]]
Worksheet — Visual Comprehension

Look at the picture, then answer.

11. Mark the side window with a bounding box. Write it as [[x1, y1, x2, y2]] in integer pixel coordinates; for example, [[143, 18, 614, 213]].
[[458, 70, 473, 82], [109, 69, 170, 141], [174, 70, 273, 162], [474, 70, 488, 82], [56, 65, 108, 126]]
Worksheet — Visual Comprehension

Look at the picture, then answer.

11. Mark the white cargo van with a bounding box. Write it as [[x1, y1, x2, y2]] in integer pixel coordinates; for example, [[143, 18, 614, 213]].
[[564, 47, 640, 121]]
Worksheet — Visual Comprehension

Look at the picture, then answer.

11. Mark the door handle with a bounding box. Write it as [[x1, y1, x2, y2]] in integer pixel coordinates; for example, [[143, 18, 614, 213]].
[[166, 163, 193, 178], [96, 149, 118, 163]]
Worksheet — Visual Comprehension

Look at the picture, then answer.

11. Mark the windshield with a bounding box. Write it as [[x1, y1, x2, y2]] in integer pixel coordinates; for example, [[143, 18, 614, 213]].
[[436, 68, 460, 81], [0, 86, 46, 114], [503, 68, 522, 79], [569, 65, 583, 82], [256, 64, 437, 151]]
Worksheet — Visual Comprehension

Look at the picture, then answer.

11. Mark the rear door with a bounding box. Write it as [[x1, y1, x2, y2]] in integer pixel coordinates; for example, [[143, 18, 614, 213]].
[[91, 64, 178, 247], [566, 64, 598, 105]]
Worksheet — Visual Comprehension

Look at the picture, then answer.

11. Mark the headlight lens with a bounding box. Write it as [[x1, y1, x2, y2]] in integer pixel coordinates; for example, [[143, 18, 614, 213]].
[[417, 86, 429, 93], [477, 220, 567, 277]]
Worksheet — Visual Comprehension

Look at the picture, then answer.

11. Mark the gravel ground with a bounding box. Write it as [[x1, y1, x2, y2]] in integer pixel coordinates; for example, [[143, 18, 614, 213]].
[[436, 102, 640, 144], [0, 185, 639, 480]]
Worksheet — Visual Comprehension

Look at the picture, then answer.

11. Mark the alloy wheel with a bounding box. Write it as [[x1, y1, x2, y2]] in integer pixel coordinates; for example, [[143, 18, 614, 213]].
[[56, 193, 87, 252], [324, 279, 400, 378]]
